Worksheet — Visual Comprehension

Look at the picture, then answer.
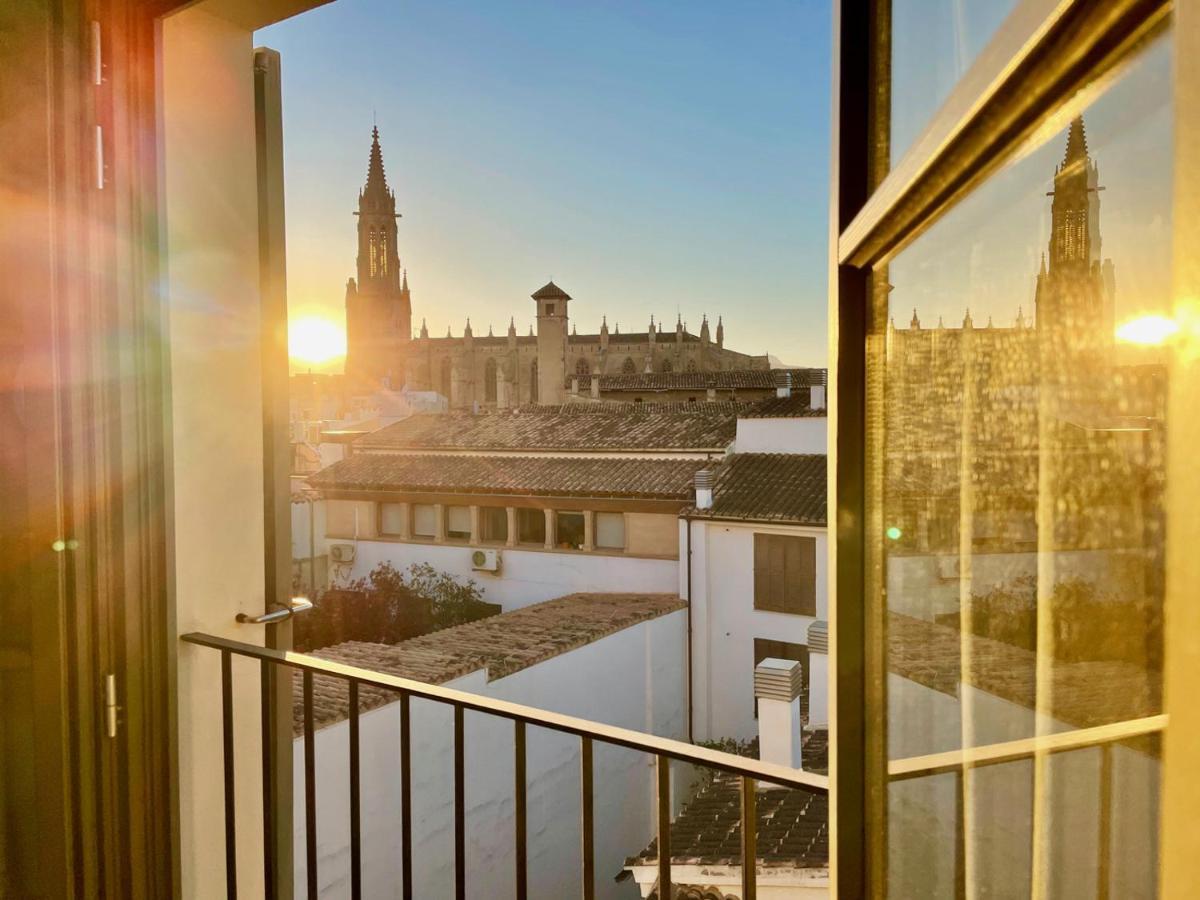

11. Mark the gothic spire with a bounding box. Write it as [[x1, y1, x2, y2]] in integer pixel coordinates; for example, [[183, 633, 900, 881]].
[[1062, 116, 1088, 168], [365, 126, 389, 197]]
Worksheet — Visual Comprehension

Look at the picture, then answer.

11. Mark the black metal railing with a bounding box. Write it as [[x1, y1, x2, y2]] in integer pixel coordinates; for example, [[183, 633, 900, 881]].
[[183, 632, 829, 900]]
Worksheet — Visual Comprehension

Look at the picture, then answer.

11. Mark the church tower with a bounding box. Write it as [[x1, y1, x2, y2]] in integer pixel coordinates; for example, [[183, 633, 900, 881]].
[[1035, 116, 1115, 356], [345, 126, 412, 387]]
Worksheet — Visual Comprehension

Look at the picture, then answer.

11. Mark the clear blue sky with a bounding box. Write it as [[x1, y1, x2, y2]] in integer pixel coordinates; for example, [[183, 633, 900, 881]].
[[258, 0, 831, 369]]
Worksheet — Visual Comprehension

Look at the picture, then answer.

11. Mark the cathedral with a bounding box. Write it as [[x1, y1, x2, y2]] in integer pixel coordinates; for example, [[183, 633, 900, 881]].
[[343, 128, 768, 407]]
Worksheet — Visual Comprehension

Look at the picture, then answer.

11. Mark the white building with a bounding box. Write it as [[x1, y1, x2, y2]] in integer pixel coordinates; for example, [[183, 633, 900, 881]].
[[682, 393, 830, 744], [292, 592, 687, 898]]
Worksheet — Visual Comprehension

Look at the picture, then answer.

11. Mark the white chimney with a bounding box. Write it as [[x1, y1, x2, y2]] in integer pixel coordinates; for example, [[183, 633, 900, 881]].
[[590, 376, 600, 399], [806, 620, 829, 727], [810, 384, 826, 410], [774, 370, 791, 398], [694, 468, 713, 510], [754, 658, 803, 770], [571, 376, 579, 395]]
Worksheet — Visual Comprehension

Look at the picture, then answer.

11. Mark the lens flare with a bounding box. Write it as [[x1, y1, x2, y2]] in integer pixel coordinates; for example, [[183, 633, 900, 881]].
[[289, 316, 347, 364], [1115, 314, 1178, 346]]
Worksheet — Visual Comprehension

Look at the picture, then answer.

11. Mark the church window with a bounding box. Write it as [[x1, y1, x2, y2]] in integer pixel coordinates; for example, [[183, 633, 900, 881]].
[[485, 358, 498, 403], [661, 359, 673, 373], [575, 358, 590, 376], [379, 230, 388, 275], [686, 359, 697, 373], [530, 360, 538, 403], [368, 229, 378, 277], [622, 357, 636, 374]]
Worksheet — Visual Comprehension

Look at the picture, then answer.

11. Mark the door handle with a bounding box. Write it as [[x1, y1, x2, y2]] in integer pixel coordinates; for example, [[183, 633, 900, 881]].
[[236, 596, 313, 625]]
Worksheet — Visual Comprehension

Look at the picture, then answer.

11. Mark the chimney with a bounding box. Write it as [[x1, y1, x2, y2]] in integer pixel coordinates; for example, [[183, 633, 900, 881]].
[[806, 621, 829, 728], [694, 468, 713, 510], [810, 385, 826, 410], [590, 376, 600, 399], [571, 376, 579, 396], [754, 658, 803, 769], [774, 370, 791, 398]]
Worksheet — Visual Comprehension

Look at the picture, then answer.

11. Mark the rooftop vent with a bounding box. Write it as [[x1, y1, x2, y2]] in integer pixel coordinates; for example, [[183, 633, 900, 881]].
[[694, 468, 714, 509], [754, 658, 803, 770]]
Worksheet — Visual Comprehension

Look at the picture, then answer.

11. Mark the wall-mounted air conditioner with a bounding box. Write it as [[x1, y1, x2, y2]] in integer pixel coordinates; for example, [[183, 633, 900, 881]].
[[330, 542, 356, 564], [471, 548, 501, 572]]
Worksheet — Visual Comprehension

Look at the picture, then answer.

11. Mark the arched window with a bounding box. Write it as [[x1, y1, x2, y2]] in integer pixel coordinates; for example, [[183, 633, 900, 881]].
[[485, 357, 498, 403], [686, 359, 697, 372], [530, 360, 539, 403], [368, 229, 378, 277], [661, 359, 673, 373], [622, 357, 636, 374], [379, 230, 388, 275], [440, 357, 452, 398], [575, 358, 590, 376]]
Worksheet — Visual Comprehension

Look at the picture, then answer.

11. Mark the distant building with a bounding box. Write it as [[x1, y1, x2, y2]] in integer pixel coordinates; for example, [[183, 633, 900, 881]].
[[567, 367, 827, 405], [341, 128, 771, 404]]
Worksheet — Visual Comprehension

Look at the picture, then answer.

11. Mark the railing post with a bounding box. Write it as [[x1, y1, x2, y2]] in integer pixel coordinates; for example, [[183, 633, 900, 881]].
[[515, 720, 527, 899], [581, 737, 594, 900], [349, 679, 362, 900], [303, 670, 318, 900], [400, 691, 413, 900], [741, 776, 757, 900], [260, 659, 275, 899], [657, 755, 671, 900], [221, 650, 237, 899], [454, 705, 466, 900]]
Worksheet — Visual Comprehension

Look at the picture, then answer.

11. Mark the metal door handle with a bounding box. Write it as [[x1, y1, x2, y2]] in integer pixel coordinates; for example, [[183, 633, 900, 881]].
[[236, 596, 313, 625]]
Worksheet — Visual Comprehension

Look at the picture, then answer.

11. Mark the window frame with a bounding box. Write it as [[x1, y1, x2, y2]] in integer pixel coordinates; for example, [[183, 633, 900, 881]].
[[594, 511, 626, 551], [830, 1, 1182, 895], [444, 504, 471, 542], [752, 533, 817, 616], [411, 503, 438, 540], [479, 505, 508, 544]]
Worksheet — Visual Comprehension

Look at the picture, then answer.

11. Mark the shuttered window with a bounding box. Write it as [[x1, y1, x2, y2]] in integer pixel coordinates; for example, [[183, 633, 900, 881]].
[[753, 533, 816, 615]]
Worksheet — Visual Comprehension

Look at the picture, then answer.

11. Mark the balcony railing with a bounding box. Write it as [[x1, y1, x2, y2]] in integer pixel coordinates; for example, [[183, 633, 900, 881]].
[[182, 632, 829, 900]]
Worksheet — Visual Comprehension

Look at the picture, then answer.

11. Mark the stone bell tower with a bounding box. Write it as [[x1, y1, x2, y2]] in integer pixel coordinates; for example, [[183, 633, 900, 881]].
[[532, 281, 570, 405]]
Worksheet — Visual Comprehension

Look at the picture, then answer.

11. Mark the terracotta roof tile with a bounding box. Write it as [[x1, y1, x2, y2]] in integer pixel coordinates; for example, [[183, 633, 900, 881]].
[[354, 404, 739, 452], [311, 453, 709, 500], [740, 394, 826, 418], [292, 592, 684, 735], [686, 454, 827, 526]]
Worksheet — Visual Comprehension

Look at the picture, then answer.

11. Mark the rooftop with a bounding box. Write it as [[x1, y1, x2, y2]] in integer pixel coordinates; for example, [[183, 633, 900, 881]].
[[310, 453, 710, 500], [624, 731, 829, 879], [353, 403, 740, 452], [686, 454, 827, 526], [292, 592, 684, 734], [740, 394, 826, 419]]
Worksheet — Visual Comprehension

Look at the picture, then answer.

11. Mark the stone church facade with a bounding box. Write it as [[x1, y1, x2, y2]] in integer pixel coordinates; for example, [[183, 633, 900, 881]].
[[343, 129, 768, 408]]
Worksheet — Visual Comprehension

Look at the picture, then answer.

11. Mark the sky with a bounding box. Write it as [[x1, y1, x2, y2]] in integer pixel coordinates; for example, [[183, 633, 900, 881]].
[[256, 0, 832, 372]]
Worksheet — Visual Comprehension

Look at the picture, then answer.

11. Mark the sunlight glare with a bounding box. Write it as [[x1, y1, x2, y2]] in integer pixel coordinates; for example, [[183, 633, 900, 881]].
[[1115, 314, 1178, 346], [289, 316, 347, 364]]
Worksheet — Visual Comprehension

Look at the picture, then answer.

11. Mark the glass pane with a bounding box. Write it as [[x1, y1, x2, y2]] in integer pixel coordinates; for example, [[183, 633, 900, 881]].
[[555, 511, 584, 550], [891, 0, 1018, 166], [480, 506, 507, 542], [446, 504, 471, 539], [877, 30, 1171, 895], [516, 508, 545, 545], [379, 502, 405, 535], [412, 503, 437, 538], [595, 512, 625, 549]]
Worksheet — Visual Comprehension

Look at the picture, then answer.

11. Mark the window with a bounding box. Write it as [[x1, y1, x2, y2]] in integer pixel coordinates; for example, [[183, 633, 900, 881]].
[[411, 503, 437, 539], [545, 303, 555, 316], [484, 357, 498, 402], [752, 533, 816, 615], [379, 502, 405, 536], [445, 505, 471, 541], [686, 359, 697, 372], [379, 229, 388, 275], [622, 357, 636, 374], [753, 638, 808, 718], [594, 512, 625, 550], [368, 228, 378, 276], [661, 359, 672, 373], [555, 511, 585, 550], [516, 508, 545, 545], [480, 506, 507, 543], [575, 358, 590, 376]]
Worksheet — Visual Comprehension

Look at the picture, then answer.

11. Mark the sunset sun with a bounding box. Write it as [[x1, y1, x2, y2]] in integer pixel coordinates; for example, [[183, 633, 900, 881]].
[[289, 315, 346, 366]]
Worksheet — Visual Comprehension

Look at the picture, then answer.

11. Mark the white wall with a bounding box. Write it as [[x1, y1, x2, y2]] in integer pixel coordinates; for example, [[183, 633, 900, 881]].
[[337, 539, 679, 610], [294, 608, 688, 899], [735, 415, 827, 455], [686, 519, 828, 742]]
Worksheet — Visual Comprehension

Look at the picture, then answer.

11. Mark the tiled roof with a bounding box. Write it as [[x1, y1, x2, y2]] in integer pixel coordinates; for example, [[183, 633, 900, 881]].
[[310, 453, 709, 500], [740, 394, 825, 419], [531, 281, 571, 300], [625, 731, 829, 875], [354, 404, 739, 452], [686, 454, 827, 526], [292, 592, 684, 734], [571, 370, 776, 392]]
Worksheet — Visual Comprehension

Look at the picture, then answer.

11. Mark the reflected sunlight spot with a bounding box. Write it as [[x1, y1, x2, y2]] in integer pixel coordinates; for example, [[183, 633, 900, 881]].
[[289, 316, 346, 364], [1115, 314, 1178, 346]]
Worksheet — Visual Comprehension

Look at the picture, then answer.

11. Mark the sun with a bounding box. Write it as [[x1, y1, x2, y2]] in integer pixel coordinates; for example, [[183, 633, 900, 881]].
[[1115, 314, 1178, 346], [289, 315, 347, 365]]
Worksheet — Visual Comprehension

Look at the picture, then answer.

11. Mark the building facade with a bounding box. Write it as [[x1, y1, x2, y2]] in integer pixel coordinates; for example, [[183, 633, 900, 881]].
[[342, 130, 769, 404]]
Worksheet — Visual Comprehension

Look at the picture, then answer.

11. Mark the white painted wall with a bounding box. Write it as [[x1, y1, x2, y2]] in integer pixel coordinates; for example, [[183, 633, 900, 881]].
[[735, 415, 827, 455], [685, 519, 828, 742], [337, 539, 679, 610], [294, 608, 688, 898]]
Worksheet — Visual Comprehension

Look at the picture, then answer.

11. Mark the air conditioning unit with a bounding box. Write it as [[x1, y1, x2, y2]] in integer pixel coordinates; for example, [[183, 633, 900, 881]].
[[329, 542, 356, 564], [471, 548, 501, 572], [936, 555, 960, 581]]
